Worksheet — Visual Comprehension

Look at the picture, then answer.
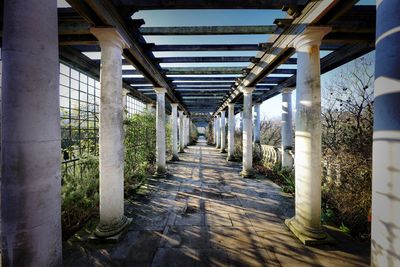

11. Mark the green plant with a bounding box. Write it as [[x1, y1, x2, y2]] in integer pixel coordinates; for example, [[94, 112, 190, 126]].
[[61, 152, 99, 240]]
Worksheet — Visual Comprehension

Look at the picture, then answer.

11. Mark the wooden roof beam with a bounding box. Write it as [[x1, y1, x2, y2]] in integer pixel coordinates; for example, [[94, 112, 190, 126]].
[[113, 0, 308, 10], [140, 25, 277, 35]]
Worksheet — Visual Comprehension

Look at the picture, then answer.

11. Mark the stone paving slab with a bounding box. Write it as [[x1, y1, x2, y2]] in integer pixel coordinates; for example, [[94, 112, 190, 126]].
[[63, 137, 370, 266]]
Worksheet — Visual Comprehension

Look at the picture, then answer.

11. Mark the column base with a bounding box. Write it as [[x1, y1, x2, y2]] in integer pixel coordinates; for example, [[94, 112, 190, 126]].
[[240, 170, 255, 178], [216, 145, 221, 149], [285, 217, 334, 246], [220, 148, 227, 153], [178, 147, 185, 153], [226, 155, 235, 161], [170, 155, 180, 161], [153, 169, 168, 178], [95, 215, 132, 238]]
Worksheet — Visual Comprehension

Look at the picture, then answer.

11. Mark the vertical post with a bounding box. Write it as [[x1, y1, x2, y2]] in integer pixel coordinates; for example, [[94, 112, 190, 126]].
[[1, 0, 62, 265], [123, 89, 129, 119], [154, 87, 167, 177], [179, 110, 185, 153], [186, 117, 190, 146], [170, 103, 179, 161], [227, 103, 235, 161], [285, 26, 331, 245], [215, 116, 221, 148], [281, 88, 294, 170], [372, 1, 400, 266], [213, 117, 217, 144], [220, 110, 227, 153], [253, 102, 261, 144], [240, 111, 243, 131], [184, 115, 188, 147], [241, 87, 255, 177], [90, 28, 130, 237]]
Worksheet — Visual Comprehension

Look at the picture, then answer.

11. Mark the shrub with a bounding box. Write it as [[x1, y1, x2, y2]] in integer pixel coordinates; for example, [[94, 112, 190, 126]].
[[61, 153, 99, 239]]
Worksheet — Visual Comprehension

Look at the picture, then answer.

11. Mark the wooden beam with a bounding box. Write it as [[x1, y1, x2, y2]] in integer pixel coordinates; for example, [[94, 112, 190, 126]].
[[152, 44, 263, 51], [67, 0, 189, 114], [113, 0, 307, 10], [213, 0, 350, 115], [158, 57, 251, 63], [59, 46, 154, 104], [140, 25, 276, 35]]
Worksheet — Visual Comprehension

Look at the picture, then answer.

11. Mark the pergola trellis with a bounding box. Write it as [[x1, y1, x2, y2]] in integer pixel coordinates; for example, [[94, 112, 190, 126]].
[[54, 0, 375, 125], [3, 1, 399, 266]]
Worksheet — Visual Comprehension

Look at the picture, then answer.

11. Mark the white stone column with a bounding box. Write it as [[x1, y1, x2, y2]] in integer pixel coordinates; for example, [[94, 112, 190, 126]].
[[281, 88, 294, 170], [170, 103, 179, 161], [241, 87, 255, 177], [91, 27, 130, 237], [220, 110, 227, 153], [179, 110, 185, 153], [227, 103, 235, 161], [186, 117, 190, 146], [240, 111, 243, 131], [184, 115, 188, 147], [154, 87, 167, 176], [215, 116, 221, 148], [123, 89, 129, 119], [213, 117, 217, 144], [1, 0, 62, 264], [253, 102, 261, 144], [285, 26, 331, 245], [372, 2, 400, 266]]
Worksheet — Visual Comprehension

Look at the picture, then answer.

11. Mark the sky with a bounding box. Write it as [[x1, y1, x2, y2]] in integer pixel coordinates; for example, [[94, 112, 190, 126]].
[[57, 0, 376, 120]]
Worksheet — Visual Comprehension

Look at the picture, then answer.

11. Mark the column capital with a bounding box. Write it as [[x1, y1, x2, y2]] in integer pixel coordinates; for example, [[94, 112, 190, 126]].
[[227, 102, 235, 108], [292, 26, 331, 51], [178, 110, 184, 115], [241, 87, 256, 94], [170, 103, 178, 108], [254, 102, 261, 106], [90, 27, 128, 49], [220, 110, 226, 115], [282, 87, 295, 94], [154, 87, 167, 94]]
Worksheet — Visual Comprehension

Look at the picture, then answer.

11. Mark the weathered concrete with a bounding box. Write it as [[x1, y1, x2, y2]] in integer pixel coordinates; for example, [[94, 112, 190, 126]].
[[1, 0, 62, 265], [285, 26, 331, 245], [220, 110, 227, 153], [155, 87, 167, 176], [91, 27, 130, 238], [241, 87, 255, 177], [170, 103, 179, 161], [371, 1, 400, 266], [215, 116, 221, 149], [227, 103, 235, 161], [64, 137, 370, 266], [253, 103, 261, 144], [179, 111, 185, 153], [281, 88, 294, 170]]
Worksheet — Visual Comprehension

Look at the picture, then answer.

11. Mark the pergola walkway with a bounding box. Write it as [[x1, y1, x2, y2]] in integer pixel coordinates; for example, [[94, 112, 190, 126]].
[[64, 137, 369, 267]]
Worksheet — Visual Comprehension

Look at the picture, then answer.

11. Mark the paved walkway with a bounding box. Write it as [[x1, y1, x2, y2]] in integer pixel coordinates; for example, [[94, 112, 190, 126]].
[[64, 137, 370, 267]]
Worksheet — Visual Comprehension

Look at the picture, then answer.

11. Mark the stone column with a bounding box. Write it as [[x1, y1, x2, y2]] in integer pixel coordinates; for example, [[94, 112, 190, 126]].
[[215, 116, 221, 148], [227, 103, 235, 161], [1, 0, 62, 265], [281, 88, 294, 170], [285, 26, 331, 245], [154, 87, 167, 176], [170, 103, 179, 161], [184, 115, 188, 147], [123, 89, 129, 119], [220, 110, 227, 153], [179, 110, 185, 153], [91, 27, 130, 238], [240, 111, 244, 131], [213, 117, 217, 144], [253, 102, 261, 144], [186, 117, 190, 146], [372, 2, 400, 266], [241, 87, 256, 177]]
